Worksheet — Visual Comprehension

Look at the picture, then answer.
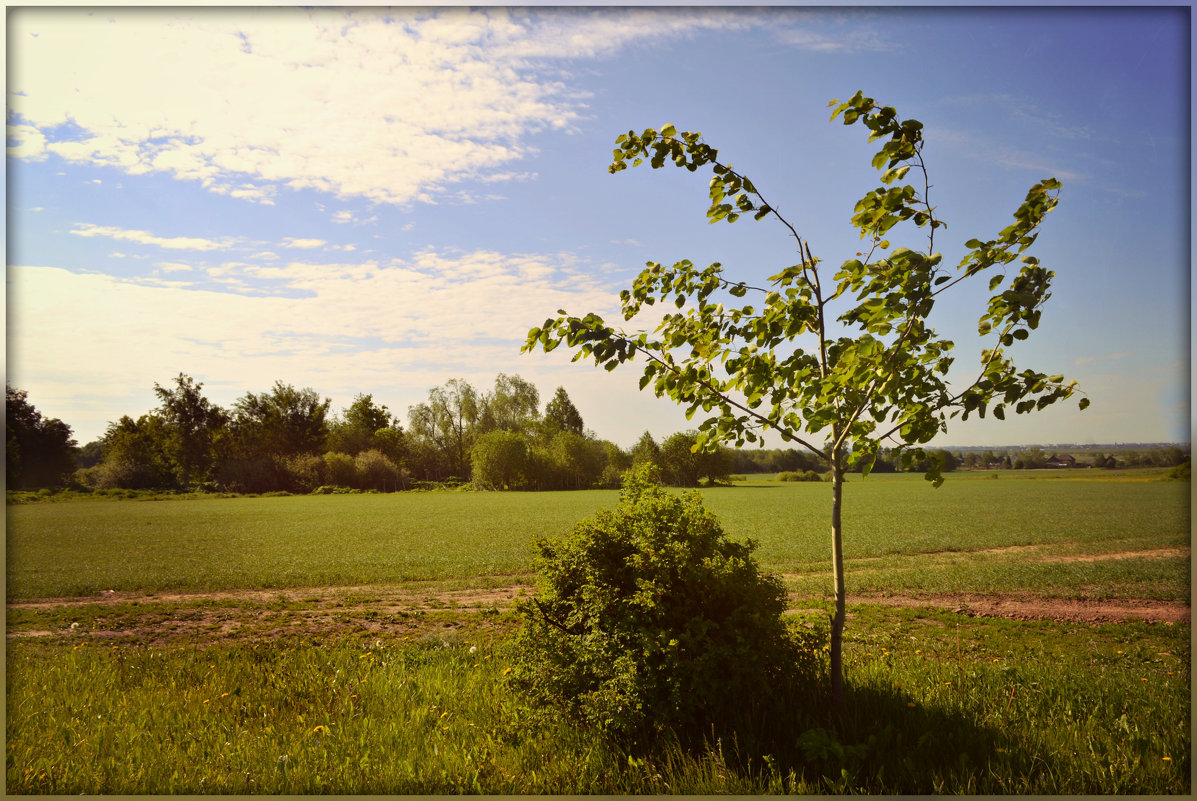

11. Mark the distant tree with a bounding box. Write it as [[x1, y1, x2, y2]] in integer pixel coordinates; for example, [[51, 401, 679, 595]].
[[230, 381, 330, 459], [153, 373, 227, 487], [547, 430, 604, 490], [94, 414, 176, 489], [660, 431, 730, 487], [543, 386, 584, 435], [328, 394, 405, 461], [596, 439, 633, 488], [659, 431, 702, 487], [408, 378, 479, 479], [478, 374, 541, 434], [471, 430, 530, 490], [77, 439, 104, 469], [630, 430, 661, 467], [280, 452, 328, 493], [212, 382, 329, 492], [5, 386, 78, 489], [1021, 447, 1047, 470]]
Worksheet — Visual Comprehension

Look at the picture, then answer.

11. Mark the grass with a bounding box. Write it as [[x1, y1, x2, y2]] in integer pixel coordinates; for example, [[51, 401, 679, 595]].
[[7, 610, 1188, 793], [5, 469, 1190, 793], [5, 490, 618, 599], [7, 469, 1188, 600]]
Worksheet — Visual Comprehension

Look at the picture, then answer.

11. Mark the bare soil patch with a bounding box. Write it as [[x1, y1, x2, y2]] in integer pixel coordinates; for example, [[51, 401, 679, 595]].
[[1038, 547, 1189, 564], [6, 580, 535, 646], [8, 572, 1189, 647]]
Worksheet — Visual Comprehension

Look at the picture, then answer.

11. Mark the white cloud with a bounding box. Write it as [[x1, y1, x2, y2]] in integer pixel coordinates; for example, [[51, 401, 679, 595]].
[[7, 250, 624, 440], [281, 237, 327, 249], [5, 8, 817, 208], [69, 223, 230, 251]]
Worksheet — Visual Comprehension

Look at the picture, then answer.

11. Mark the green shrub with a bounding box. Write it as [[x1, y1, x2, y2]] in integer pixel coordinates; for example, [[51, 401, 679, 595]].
[[510, 463, 817, 749], [354, 449, 404, 491], [777, 469, 821, 482], [311, 485, 359, 495], [322, 451, 359, 488], [281, 452, 327, 493]]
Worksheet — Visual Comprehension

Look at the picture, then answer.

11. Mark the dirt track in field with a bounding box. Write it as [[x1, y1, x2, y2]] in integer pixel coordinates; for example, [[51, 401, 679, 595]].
[[7, 572, 1189, 646]]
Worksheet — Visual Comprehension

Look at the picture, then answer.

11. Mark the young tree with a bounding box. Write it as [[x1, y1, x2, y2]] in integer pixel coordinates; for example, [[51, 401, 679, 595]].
[[525, 92, 1087, 708]]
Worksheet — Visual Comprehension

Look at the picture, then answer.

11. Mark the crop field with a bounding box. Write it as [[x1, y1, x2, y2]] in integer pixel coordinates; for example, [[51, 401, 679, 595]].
[[6, 469, 1191, 793]]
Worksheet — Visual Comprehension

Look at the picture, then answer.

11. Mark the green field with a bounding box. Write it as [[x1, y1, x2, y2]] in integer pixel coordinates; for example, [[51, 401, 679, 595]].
[[6, 469, 1191, 793], [6, 470, 1190, 601]]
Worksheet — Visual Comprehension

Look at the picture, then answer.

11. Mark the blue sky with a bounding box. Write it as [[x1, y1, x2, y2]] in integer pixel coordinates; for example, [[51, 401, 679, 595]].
[[6, 6, 1190, 449]]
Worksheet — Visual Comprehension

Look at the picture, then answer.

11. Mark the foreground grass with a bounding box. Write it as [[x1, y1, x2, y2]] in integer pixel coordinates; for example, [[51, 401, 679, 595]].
[[7, 470, 1188, 600], [7, 609, 1188, 794]]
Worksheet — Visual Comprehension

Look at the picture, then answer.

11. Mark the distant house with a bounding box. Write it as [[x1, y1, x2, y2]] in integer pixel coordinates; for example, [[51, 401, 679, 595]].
[[1045, 453, 1077, 468]]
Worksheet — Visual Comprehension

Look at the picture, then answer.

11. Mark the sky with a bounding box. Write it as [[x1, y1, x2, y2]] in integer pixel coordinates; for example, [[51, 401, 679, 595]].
[[6, 5, 1191, 450]]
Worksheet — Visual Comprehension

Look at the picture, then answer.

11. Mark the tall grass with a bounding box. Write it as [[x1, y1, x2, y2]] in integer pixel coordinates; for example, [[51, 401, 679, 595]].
[[7, 609, 1188, 794]]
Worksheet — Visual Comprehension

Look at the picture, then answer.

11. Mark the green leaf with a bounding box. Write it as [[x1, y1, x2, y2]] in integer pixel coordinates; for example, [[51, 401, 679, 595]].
[[1078, 397, 1090, 411], [660, 123, 677, 138]]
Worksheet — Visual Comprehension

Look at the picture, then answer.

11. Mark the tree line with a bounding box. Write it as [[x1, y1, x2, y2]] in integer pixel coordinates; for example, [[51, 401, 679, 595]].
[[8, 378, 1187, 495], [7, 375, 740, 494]]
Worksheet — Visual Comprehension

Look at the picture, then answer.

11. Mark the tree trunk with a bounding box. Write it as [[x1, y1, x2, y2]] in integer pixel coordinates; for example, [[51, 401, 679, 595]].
[[829, 451, 847, 712]]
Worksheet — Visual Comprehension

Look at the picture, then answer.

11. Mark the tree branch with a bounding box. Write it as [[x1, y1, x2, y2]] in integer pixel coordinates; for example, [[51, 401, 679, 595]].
[[533, 598, 585, 636], [614, 330, 829, 461]]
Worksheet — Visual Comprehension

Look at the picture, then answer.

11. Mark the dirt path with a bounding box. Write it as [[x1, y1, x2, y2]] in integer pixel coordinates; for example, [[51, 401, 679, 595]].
[[7, 576, 1189, 646], [789, 593, 1190, 625]]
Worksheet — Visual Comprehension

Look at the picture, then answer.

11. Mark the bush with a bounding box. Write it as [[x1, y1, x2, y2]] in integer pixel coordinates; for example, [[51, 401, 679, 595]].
[[777, 469, 821, 482], [322, 452, 358, 487], [354, 449, 405, 491], [311, 485, 360, 495], [509, 463, 818, 749], [280, 452, 327, 494]]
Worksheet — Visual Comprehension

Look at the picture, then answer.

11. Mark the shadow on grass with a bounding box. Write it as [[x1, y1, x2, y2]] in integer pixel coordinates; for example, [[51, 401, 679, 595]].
[[660, 679, 1055, 794]]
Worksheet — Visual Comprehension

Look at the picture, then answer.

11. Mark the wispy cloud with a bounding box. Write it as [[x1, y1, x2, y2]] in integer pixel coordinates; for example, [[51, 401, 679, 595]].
[[1075, 351, 1131, 367], [933, 129, 1087, 183], [69, 223, 231, 251], [772, 23, 891, 53]]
